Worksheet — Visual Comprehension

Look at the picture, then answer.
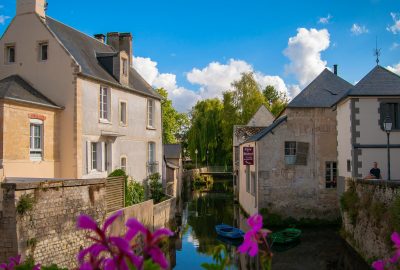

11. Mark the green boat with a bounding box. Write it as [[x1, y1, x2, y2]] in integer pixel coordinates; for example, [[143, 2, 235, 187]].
[[269, 228, 302, 244]]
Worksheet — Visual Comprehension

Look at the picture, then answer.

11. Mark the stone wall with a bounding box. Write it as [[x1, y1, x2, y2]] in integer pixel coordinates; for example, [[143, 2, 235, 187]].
[[0, 178, 177, 268], [0, 178, 107, 268], [342, 179, 400, 261]]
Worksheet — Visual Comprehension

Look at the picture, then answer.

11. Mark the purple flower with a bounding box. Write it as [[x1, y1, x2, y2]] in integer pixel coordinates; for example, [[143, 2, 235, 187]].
[[0, 255, 21, 270], [372, 260, 386, 270], [238, 214, 266, 257], [126, 219, 173, 269]]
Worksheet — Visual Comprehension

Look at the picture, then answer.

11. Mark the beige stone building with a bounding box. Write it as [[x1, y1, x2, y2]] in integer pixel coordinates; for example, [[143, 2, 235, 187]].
[[336, 66, 400, 189], [238, 68, 352, 219], [0, 0, 162, 182]]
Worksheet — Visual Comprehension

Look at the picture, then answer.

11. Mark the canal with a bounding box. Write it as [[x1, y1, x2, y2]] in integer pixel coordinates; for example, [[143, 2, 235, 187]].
[[171, 178, 370, 270]]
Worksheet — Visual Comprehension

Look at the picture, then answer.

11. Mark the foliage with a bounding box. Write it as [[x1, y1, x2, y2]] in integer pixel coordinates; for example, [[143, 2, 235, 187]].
[[156, 88, 189, 144], [1, 255, 66, 270], [126, 180, 145, 206], [263, 85, 288, 116], [16, 194, 35, 215], [340, 181, 360, 225], [201, 245, 230, 270], [192, 174, 213, 191], [108, 169, 127, 178], [148, 173, 165, 204], [389, 195, 400, 233]]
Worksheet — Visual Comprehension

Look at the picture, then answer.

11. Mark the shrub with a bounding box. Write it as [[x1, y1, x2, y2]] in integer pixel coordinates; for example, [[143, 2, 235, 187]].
[[126, 180, 145, 206], [149, 173, 165, 204], [389, 195, 400, 232], [16, 194, 35, 215], [340, 181, 359, 225], [108, 169, 127, 178]]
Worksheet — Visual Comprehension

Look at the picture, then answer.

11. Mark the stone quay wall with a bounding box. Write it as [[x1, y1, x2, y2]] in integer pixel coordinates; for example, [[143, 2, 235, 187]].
[[341, 179, 400, 261], [0, 178, 176, 268]]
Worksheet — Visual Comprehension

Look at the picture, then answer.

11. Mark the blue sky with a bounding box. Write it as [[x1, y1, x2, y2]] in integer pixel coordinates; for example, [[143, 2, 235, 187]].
[[1, 0, 399, 111]]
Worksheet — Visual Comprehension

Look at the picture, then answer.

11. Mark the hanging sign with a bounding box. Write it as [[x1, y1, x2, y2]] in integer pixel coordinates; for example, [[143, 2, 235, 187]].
[[243, 147, 254, 165]]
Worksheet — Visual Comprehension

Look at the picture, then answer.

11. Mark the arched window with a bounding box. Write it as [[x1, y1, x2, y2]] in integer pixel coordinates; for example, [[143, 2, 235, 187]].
[[120, 156, 127, 172]]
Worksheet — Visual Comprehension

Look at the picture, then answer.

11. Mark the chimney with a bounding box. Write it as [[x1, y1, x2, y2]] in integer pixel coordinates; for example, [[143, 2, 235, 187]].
[[333, 64, 338, 76], [119, 33, 133, 66], [106, 32, 120, 51], [17, 0, 47, 18], [94, 34, 105, 43]]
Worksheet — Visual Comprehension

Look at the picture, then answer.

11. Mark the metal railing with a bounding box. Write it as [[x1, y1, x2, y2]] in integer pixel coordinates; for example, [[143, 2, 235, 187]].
[[199, 166, 233, 173]]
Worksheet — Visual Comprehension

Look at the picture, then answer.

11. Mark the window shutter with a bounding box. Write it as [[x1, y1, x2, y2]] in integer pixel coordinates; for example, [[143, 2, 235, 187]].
[[295, 142, 309, 165], [86, 141, 91, 173]]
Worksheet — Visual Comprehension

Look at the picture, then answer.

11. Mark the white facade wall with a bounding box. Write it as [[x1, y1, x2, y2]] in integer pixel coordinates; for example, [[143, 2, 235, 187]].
[[79, 78, 162, 182], [337, 100, 352, 179]]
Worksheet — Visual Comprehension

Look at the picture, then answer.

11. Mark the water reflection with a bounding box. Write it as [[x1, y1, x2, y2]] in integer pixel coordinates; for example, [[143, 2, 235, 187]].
[[171, 188, 370, 270]]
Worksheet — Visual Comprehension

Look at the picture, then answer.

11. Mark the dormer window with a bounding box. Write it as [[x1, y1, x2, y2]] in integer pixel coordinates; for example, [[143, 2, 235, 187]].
[[39, 42, 48, 61], [122, 58, 128, 76], [5, 44, 15, 64]]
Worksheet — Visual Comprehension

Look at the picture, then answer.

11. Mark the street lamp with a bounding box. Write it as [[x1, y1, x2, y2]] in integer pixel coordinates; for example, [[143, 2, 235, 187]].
[[195, 149, 198, 169], [384, 116, 393, 180]]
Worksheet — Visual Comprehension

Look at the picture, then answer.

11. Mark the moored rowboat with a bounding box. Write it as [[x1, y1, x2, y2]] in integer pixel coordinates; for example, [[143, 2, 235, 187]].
[[269, 228, 301, 244], [215, 224, 245, 239]]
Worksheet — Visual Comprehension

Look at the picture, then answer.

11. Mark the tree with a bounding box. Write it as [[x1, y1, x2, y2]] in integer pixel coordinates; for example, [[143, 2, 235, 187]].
[[262, 85, 288, 116], [156, 88, 189, 144]]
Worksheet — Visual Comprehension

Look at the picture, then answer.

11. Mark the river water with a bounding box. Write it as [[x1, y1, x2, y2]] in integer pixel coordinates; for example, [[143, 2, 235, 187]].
[[170, 182, 370, 270]]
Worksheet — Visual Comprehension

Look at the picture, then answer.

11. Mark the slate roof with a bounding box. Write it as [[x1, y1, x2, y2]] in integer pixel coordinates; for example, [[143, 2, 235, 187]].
[[164, 144, 182, 159], [346, 65, 400, 97], [244, 116, 287, 143], [0, 75, 61, 108], [45, 17, 161, 100], [288, 69, 353, 108]]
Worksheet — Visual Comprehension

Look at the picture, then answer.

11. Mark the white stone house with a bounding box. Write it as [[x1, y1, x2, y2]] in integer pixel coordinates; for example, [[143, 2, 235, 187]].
[[0, 0, 162, 182], [336, 66, 400, 188], [238, 68, 352, 218]]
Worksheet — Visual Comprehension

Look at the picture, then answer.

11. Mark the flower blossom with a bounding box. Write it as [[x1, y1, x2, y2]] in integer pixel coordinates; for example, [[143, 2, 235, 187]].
[[238, 214, 267, 257]]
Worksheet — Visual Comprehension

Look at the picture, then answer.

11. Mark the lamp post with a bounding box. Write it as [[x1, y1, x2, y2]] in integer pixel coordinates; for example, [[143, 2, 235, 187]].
[[384, 116, 393, 180], [195, 149, 198, 169]]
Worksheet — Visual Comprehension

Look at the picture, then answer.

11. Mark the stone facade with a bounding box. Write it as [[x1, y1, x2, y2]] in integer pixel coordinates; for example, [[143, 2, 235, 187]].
[[239, 108, 340, 220]]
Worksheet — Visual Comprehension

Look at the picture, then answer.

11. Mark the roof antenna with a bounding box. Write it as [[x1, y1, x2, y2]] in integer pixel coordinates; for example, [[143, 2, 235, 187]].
[[373, 36, 381, 66]]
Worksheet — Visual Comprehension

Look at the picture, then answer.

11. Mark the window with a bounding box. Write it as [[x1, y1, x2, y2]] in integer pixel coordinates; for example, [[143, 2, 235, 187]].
[[91, 142, 98, 171], [246, 165, 250, 192], [326, 162, 337, 188], [147, 142, 158, 174], [347, 160, 351, 172], [251, 171, 256, 195], [120, 156, 127, 172], [122, 58, 128, 76], [147, 99, 154, 128], [39, 42, 48, 61], [99, 86, 110, 121], [380, 103, 400, 130], [284, 141, 309, 165], [104, 142, 109, 171], [30, 122, 43, 160], [120, 101, 127, 125], [6, 45, 15, 63]]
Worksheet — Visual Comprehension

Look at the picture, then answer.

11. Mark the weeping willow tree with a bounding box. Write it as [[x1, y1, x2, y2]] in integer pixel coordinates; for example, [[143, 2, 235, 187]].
[[187, 98, 226, 166]]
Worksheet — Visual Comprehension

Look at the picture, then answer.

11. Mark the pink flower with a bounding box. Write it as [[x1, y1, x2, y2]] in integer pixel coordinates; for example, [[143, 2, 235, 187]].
[[238, 214, 266, 257], [0, 255, 21, 270], [126, 219, 173, 269], [372, 260, 386, 270]]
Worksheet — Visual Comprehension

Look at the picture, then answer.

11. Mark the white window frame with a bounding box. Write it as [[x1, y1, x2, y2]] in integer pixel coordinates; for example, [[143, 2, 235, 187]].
[[120, 156, 127, 172], [119, 100, 127, 126], [39, 42, 48, 61], [99, 86, 110, 122], [5, 44, 15, 64], [325, 161, 337, 189], [91, 142, 98, 171], [30, 119, 43, 161], [147, 99, 155, 128]]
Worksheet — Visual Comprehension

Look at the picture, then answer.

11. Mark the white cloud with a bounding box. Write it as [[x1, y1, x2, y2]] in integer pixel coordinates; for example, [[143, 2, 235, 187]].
[[0, 15, 10, 25], [387, 63, 400, 75], [387, 12, 400, 34], [318, 14, 332, 24], [350, 23, 369, 35], [284, 28, 330, 87], [391, 42, 399, 50], [133, 56, 201, 112]]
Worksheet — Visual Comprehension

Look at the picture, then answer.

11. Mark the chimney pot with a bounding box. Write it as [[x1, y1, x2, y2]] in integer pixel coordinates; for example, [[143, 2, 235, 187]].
[[94, 34, 105, 43], [333, 64, 338, 76]]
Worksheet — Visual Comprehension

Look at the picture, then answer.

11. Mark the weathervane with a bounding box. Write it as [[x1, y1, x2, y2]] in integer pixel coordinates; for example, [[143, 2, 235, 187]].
[[374, 36, 381, 66]]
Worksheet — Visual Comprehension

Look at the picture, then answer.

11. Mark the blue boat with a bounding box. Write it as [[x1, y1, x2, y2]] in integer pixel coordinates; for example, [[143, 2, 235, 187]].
[[215, 224, 245, 239]]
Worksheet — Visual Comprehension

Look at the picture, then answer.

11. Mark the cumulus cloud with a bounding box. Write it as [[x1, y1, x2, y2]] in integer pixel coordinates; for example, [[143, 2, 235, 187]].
[[0, 15, 10, 25], [391, 42, 399, 50], [318, 14, 332, 24], [387, 12, 400, 34], [132, 56, 201, 112], [350, 23, 369, 35], [387, 63, 400, 75], [284, 28, 330, 87]]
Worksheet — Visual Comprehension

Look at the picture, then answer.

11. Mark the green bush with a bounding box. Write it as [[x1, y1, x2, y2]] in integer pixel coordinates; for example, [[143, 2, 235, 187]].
[[192, 174, 213, 191], [108, 169, 127, 178], [389, 195, 400, 232], [148, 173, 165, 204], [340, 181, 360, 225], [126, 180, 145, 206], [16, 194, 35, 215]]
